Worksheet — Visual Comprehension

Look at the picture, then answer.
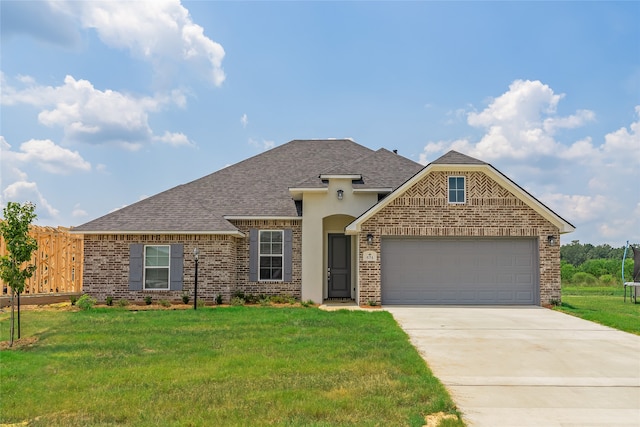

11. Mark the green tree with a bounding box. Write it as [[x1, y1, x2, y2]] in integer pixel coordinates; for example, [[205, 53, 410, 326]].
[[0, 202, 37, 347]]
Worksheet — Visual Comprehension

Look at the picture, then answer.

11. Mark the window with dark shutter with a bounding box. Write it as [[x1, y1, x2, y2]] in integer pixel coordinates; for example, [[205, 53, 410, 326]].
[[169, 244, 183, 291], [129, 244, 144, 290], [249, 229, 293, 282]]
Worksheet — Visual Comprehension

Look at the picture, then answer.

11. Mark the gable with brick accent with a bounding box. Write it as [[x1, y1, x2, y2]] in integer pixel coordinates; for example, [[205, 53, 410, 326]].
[[347, 157, 574, 306]]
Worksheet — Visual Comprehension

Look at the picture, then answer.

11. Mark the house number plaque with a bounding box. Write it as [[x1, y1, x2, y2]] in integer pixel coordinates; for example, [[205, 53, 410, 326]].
[[363, 251, 377, 262]]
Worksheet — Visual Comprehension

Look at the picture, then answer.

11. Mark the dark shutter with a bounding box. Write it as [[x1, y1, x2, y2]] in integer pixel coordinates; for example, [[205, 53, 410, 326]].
[[249, 229, 258, 282], [284, 229, 293, 282], [170, 244, 183, 291], [129, 244, 143, 290]]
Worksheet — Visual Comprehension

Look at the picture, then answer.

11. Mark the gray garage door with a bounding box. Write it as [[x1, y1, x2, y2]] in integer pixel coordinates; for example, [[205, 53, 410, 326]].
[[381, 238, 538, 305]]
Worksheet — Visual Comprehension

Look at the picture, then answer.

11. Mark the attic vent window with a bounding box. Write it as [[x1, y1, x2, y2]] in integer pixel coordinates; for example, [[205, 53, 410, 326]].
[[448, 176, 466, 204]]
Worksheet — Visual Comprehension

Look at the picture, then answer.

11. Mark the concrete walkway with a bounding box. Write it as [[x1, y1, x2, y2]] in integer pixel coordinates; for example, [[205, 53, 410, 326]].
[[385, 306, 640, 427]]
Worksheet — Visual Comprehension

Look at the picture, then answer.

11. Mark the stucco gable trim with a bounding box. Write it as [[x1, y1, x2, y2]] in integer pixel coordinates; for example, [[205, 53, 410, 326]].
[[346, 163, 576, 234], [319, 174, 362, 180]]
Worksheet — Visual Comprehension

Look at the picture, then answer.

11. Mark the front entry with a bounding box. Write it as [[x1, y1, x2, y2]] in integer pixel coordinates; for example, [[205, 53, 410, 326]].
[[328, 234, 351, 298]]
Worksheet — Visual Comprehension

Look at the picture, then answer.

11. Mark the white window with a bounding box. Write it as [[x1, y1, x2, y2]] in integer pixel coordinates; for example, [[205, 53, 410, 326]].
[[144, 245, 170, 289], [259, 230, 283, 281], [448, 176, 466, 204]]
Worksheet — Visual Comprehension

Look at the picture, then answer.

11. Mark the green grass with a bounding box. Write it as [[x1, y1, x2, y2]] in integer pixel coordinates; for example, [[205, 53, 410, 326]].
[[556, 285, 640, 335], [0, 306, 462, 426]]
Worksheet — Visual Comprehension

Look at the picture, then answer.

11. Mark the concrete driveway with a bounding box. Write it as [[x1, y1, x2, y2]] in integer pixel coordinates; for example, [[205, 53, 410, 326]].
[[385, 306, 640, 427]]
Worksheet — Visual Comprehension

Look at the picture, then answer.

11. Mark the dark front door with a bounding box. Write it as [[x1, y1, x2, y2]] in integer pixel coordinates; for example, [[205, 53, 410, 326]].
[[328, 234, 351, 298]]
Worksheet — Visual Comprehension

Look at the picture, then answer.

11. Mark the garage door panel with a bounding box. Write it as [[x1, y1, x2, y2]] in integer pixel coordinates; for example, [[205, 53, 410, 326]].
[[381, 238, 538, 305]]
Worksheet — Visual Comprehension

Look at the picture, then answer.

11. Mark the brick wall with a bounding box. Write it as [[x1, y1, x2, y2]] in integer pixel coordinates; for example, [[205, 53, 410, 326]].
[[82, 234, 236, 304], [83, 220, 303, 304], [358, 171, 561, 306], [231, 219, 302, 299]]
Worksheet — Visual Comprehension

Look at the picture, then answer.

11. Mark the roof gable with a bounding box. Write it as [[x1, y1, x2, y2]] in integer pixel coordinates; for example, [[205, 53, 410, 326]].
[[346, 150, 575, 234], [432, 150, 487, 165]]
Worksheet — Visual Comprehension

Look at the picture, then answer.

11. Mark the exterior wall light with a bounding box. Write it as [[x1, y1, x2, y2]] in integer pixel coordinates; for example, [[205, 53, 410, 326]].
[[547, 235, 556, 246], [367, 233, 374, 245], [337, 189, 344, 200]]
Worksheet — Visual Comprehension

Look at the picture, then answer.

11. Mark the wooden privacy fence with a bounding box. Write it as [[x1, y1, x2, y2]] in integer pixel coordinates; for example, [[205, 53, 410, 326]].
[[1, 225, 83, 295]]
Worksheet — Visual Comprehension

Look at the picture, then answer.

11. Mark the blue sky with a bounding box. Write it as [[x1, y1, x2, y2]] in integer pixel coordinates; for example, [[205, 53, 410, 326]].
[[1, 1, 638, 246]]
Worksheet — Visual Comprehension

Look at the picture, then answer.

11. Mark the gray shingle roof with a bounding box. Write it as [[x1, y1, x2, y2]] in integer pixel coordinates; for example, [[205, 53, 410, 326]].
[[74, 139, 421, 233], [292, 148, 423, 189], [432, 150, 487, 165]]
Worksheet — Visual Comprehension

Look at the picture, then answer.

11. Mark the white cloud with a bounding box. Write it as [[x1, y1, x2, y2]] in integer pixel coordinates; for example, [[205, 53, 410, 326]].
[[419, 139, 471, 165], [557, 138, 599, 160], [72, 204, 88, 218], [419, 79, 640, 244], [14, 139, 91, 174], [601, 105, 640, 162], [2, 74, 188, 150], [598, 202, 640, 241], [458, 80, 596, 160], [0, 136, 27, 183], [1, 136, 91, 224], [241, 113, 249, 128], [52, 0, 225, 86], [539, 193, 608, 223], [153, 131, 194, 147], [2, 181, 59, 219]]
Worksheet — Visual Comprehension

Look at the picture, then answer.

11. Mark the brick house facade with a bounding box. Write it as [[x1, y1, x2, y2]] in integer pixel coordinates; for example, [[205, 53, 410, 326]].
[[355, 171, 561, 306], [74, 140, 573, 306]]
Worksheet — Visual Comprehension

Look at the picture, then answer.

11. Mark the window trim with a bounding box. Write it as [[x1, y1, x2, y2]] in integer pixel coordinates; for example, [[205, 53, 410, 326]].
[[258, 230, 284, 282], [448, 175, 466, 204], [143, 244, 171, 290]]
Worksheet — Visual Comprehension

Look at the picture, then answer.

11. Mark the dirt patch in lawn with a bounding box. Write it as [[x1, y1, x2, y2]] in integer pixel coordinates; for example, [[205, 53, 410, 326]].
[[0, 335, 39, 351]]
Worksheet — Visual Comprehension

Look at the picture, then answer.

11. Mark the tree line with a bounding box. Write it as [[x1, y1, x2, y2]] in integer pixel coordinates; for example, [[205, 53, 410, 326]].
[[561, 240, 636, 284]]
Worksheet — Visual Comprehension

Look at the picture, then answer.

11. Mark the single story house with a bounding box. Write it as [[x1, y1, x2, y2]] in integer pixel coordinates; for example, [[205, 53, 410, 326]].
[[72, 139, 574, 306]]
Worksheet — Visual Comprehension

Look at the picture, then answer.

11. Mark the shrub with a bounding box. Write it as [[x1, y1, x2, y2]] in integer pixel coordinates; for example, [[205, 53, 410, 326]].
[[230, 296, 245, 306], [182, 293, 190, 304], [118, 299, 130, 307], [105, 296, 113, 306], [69, 295, 78, 306], [571, 272, 599, 286], [243, 293, 259, 304], [561, 262, 577, 282], [579, 258, 621, 279], [144, 295, 153, 305], [259, 296, 271, 306], [159, 299, 171, 307], [232, 290, 246, 300], [76, 294, 97, 311], [599, 274, 615, 286], [300, 299, 314, 308], [270, 294, 296, 304]]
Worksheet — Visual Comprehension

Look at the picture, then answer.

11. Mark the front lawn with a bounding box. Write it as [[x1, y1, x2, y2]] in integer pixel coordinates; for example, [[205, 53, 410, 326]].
[[556, 286, 640, 335], [0, 306, 462, 426]]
